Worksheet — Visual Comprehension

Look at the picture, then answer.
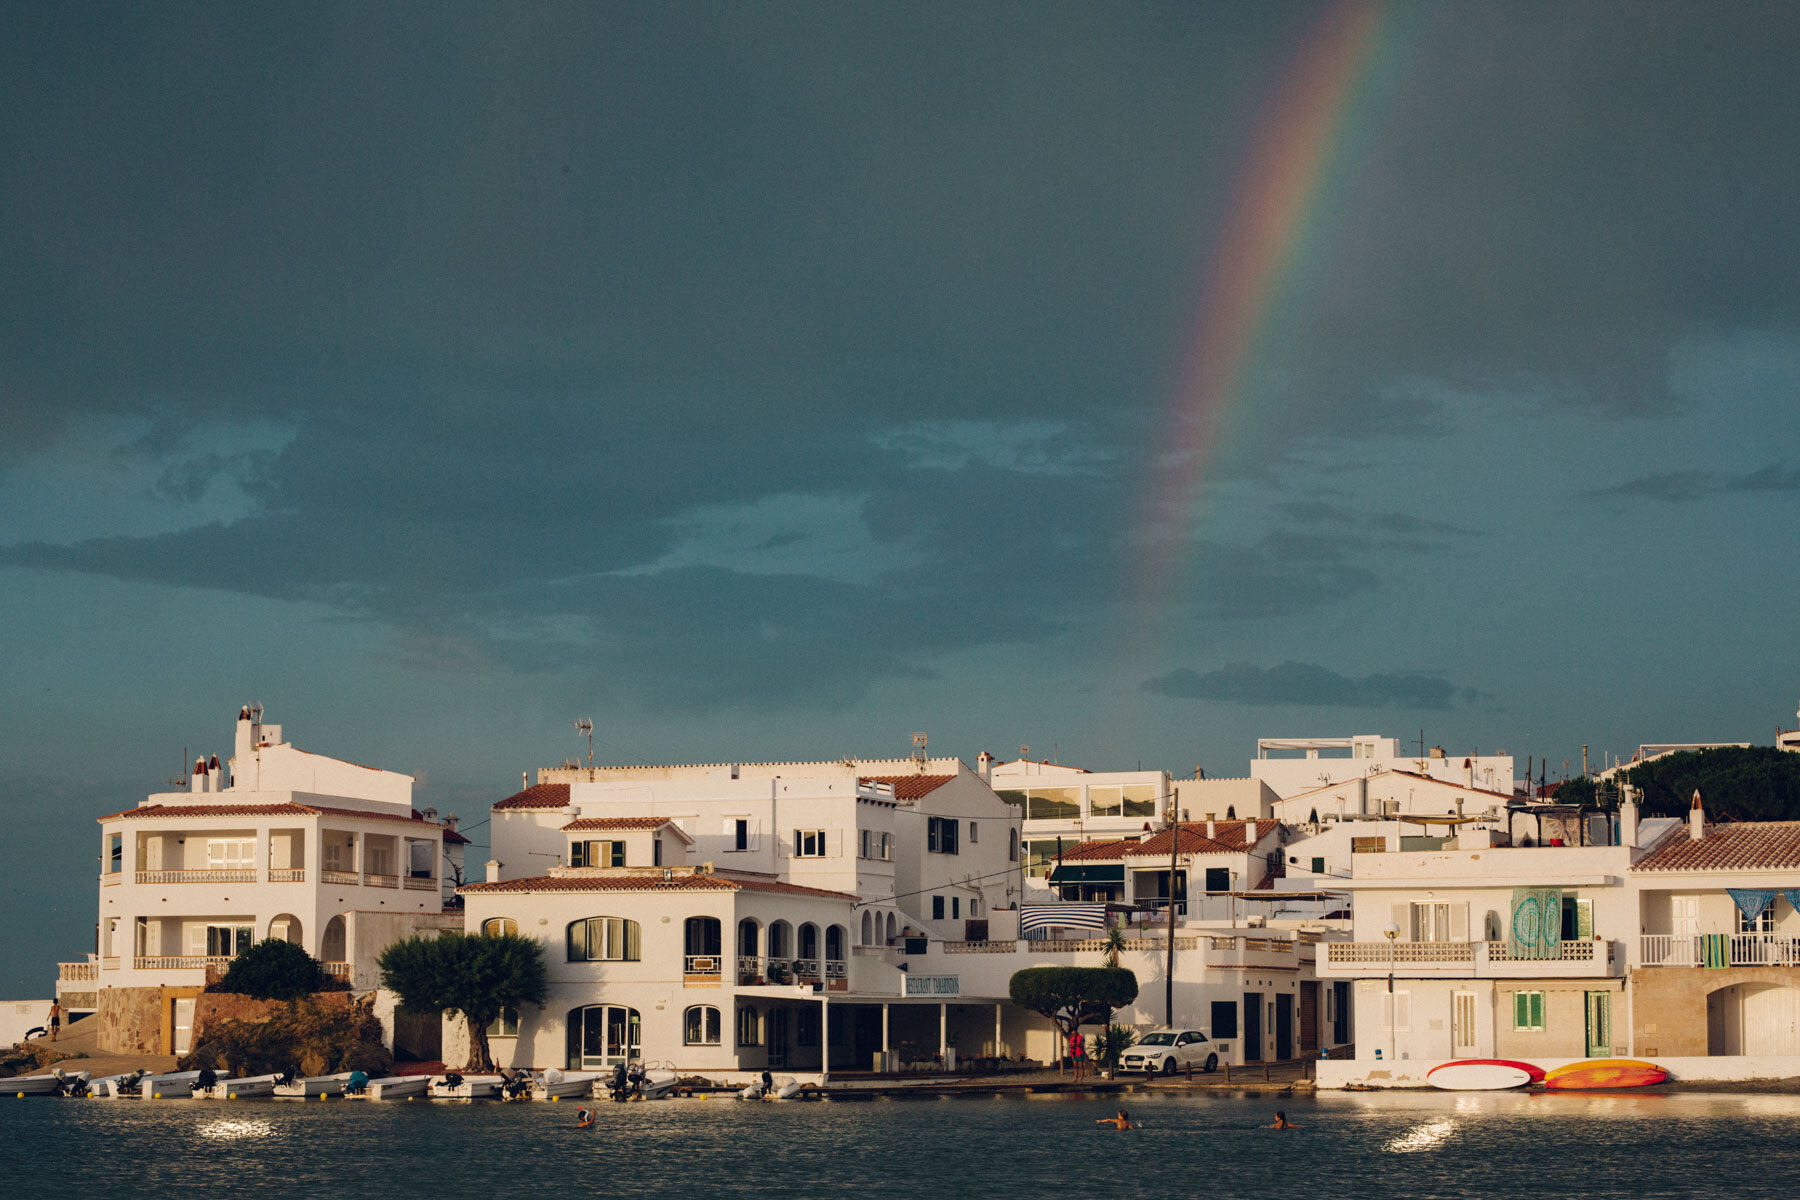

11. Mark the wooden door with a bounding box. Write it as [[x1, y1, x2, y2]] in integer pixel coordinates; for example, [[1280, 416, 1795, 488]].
[[1299, 982, 1319, 1055]]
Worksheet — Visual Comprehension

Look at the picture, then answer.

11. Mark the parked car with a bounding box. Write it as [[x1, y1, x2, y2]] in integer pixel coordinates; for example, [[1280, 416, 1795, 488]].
[[1122, 1028, 1218, 1075]]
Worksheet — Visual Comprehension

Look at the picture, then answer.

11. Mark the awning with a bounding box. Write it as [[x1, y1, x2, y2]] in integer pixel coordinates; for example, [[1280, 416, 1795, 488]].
[[1046, 864, 1125, 885]]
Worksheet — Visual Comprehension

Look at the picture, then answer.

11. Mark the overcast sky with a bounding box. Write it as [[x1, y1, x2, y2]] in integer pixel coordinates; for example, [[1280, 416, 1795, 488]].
[[4, 2, 1799, 993]]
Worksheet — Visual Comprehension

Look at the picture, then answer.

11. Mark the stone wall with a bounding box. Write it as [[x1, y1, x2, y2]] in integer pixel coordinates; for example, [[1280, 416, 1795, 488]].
[[1631, 965, 1800, 1057], [97, 986, 166, 1054], [191, 990, 352, 1046]]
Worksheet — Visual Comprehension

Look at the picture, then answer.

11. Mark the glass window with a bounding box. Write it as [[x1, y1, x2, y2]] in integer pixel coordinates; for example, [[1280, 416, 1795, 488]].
[[951, 897, 960, 919], [928, 817, 960, 854], [685, 917, 722, 956], [568, 1005, 641, 1068], [737, 1004, 762, 1047], [932, 896, 945, 920], [1009, 829, 1019, 863], [481, 918, 517, 937], [1512, 991, 1545, 1031], [793, 829, 827, 857], [734, 819, 750, 851], [1024, 840, 1062, 878], [1027, 788, 1081, 820], [685, 1005, 721, 1045], [567, 916, 642, 962], [207, 838, 255, 870], [487, 1006, 520, 1037], [797, 1006, 821, 1047], [1088, 787, 1122, 817], [1739, 904, 1776, 934], [997, 790, 1027, 814], [108, 833, 123, 873], [1122, 785, 1158, 818], [1210, 1001, 1238, 1039], [1205, 867, 1231, 893], [571, 840, 625, 868], [205, 924, 253, 957]]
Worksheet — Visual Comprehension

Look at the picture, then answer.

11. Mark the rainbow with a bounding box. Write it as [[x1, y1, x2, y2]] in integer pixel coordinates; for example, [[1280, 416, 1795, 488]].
[[1126, 1, 1403, 655]]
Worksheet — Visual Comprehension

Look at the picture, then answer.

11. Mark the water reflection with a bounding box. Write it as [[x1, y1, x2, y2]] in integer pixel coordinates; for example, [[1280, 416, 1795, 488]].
[[198, 1118, 276, 1141], [1383, 1117, 1455, 1153]]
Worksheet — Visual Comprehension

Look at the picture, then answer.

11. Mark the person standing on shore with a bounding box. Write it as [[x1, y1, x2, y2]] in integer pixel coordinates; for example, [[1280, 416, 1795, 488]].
[[47, 1001, 60, 1042], [1069, 1029, 1086, 1081]]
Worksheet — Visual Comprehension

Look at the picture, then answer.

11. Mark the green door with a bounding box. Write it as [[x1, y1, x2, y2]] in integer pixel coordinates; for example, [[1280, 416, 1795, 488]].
[[1585, 991, 1611, 1058]]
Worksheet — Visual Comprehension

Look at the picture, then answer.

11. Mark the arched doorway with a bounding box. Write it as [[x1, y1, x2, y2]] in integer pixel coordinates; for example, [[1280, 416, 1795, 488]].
[[566, 1004, 641, 1069], [1708, 982, 1800, 1055], [861, 910, 873, 945], [269, 913, 303, 945], [321, 915, 347, 963]]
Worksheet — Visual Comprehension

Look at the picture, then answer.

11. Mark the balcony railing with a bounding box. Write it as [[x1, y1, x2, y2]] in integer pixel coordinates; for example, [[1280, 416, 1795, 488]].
[[684, 955, 723, 975], [403, 876, 437, 891], [135, 869, 256, 884], [943, 939, 1020, 953], [737, 955, 763, 982], [364, 873, 399, 889], [1029, 935, 1199, 953], [824, 959, 847, 978], [792, 958, 822, 979], [322, 869, 359, 885], [59, 962, 98, 983], [133, 956, 235, 971], [322, 962, 352, 978], [101, 956, 119, 971], [1322, 939, 1608, 973], [903, 974, 959, 996], [269, 868, 306, 883], [1641, 933, 1800, 968]]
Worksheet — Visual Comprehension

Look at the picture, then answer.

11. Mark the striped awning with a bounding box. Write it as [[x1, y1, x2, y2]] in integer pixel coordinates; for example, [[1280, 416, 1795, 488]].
[[1020, 903, 1110, 934], [1045, 864, 1124, 885]]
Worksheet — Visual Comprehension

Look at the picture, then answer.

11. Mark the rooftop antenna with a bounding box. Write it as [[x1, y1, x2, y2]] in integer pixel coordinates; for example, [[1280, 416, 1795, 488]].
[[164, 745, 190, 790], [1019, 744, 1029, 761], [573, 718, 594, 767]]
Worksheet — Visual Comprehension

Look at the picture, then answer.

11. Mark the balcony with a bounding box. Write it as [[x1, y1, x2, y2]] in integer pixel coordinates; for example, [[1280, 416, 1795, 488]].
[[736, 955, 763, 984], [58, 961, 97, 983], [364, 873, 399, 889], [322, 961, 352, 979], [322, 869, 359, 885], [1641, 933, 1800, 968], [403, 875, 437, 891], [135, 869, 256, 884], [1319, 938, 1612, 978], [269, 868, 306, 883], [684, 954, 724, 982], [133, 955, 235, 972]]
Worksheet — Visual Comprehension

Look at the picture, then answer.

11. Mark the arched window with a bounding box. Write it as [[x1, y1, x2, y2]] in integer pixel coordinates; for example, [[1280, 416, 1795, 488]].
[[567, 916, 641, 962], [736, 1004, 762, 1047], [321, 915, 347, 963], [684, 1005, 721, 1045], [767, 920, 791, 958], [885, 912, 898, 943], [798, 923, 820, 959], [685, 916, 722, 956], [825, 925, 846, 962], [1009, 828, 1019, 863], [1226, 805, 1236, 819], [566, 1005, 640, 1068], [738, 918, 760, 958], [860, 910, 873, 945], [481, 917, 517, 937]]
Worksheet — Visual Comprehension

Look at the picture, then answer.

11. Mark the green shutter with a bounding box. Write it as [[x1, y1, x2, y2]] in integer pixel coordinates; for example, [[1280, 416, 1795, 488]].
[[625, 919, 640, 961], [1531, 992, 1544, 1030], [1513, 991, 1528, 1029], [1577, 898, 1594, 940]]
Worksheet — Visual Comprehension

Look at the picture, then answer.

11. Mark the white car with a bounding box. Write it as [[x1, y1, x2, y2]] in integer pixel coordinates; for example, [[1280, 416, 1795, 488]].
[[1123, 1028, 1218, 1075]]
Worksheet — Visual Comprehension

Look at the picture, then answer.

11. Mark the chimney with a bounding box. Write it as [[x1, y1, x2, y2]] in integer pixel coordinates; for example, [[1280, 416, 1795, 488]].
[[977, 751, 994, 783], [1689, 789, 1706, 841], [1205, 818, 1216, 839], [191, 757, 207, 793], [444, 814, 459, 831], [1619, 786, 1640, 848], [422, 806, 438, 822], [208, 755, 223, 792], [1464, 757, 1474, 788], [484, 858, 503, 880]]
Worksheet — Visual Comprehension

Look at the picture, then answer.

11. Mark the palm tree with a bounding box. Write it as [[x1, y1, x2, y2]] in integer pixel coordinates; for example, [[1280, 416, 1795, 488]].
[[1100, 922, 1127, 968]]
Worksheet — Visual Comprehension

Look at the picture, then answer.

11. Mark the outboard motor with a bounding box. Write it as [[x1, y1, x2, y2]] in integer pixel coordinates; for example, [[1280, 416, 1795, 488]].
[[121, 1070, 146, 1093], [195, 1068, 218, 1092], [498, 1068, 531, 1100], [442, 1071, 464, 1091], [606, 1064, 629, 1102], [274, 1066, 299, 1088], [344, 1069, 369, 1096]]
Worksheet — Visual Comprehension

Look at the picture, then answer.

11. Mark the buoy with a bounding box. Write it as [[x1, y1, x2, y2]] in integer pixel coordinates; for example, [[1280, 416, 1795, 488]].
[[551, 1095, 559, 1102]]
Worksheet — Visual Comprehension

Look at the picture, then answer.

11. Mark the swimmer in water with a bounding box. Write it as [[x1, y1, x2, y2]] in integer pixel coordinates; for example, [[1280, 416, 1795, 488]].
[[1269, 1111, 1299, 1130], [1095, 1109, 1134, 1130], [575, 1107, 595, 1128]]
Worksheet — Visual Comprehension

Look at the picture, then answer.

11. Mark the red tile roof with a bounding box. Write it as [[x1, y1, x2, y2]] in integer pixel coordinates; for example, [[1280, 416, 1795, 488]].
[[460, 871, 858, 901], [1059, 820, 1278, 862], [1633, 821, 1800, 872], [96, 802, 451, 833], [861, 774, 956, 800], [560, 816, 674, 832], [492, 783, 572, 811]]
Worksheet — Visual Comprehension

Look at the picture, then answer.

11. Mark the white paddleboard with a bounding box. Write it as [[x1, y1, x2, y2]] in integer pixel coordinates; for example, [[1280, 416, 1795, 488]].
[[1426, 1061, 1531, 1091]]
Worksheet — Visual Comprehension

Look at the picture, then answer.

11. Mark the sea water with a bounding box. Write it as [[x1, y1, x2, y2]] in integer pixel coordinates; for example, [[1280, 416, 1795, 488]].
[[4, 1089, 1798, 1199]]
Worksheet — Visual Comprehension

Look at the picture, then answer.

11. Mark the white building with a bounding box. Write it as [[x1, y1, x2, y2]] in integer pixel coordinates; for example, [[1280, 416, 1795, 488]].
[[91, 707, 465, 1053], [1252, 736, 1514, 800], [984, 758, 1172, 881]]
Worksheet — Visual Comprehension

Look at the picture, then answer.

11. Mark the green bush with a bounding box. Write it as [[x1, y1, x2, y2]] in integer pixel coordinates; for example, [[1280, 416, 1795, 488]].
[[209, 938, 327, 1000]]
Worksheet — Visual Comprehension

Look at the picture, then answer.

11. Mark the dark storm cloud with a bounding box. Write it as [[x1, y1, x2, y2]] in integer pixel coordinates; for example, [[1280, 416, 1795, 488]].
[[1584, 462, 1800, 504], [1143, 661, 1476, 710], [4, 2, 1800, 709]]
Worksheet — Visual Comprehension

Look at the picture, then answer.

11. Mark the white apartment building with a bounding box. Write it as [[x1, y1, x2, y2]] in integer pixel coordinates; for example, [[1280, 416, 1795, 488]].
[[984, 758, 1171, 882], [1253, 736, 1514, 800], [91, 707, 464, 1053]]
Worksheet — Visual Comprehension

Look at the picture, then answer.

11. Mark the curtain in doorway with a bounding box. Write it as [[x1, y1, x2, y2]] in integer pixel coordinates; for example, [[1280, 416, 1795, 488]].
[[1508, 888, 1563, 959], [1727, 888, 1778, 924]]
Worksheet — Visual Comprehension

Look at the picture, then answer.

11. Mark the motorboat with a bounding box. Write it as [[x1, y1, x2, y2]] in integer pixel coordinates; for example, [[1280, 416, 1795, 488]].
[[429, 1072, 504, 1099], [637, 1068, 679, 1100], [7, 1070, 86, 1096], [530, 1068, 601, 1100], [769, 1074, 803, 1100], [51, 1068, 93, 1096], [739, 1072, 803, 1101], [739, 1072, 772, 1100], [272, 1070, 356, 1098], [196, 1073, 279, 1099], [599, 1062, 679, 1102], [85, 1071, 148, 1098], [346, 1074, 430, 1100], [140, 1070, 203, 1098]]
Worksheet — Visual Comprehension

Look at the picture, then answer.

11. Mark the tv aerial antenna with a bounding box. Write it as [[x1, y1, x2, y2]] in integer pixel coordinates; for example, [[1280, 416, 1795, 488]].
[[573, 719, 594, 767]]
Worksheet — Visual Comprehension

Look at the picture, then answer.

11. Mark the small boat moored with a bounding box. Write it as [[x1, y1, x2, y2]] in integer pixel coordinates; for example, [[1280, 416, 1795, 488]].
[[141, 1070, 203, 1099], [429, 1072, 504, 1099], [1426, 1060, 1540, 1091], [272, 1070, 356, 1098], [196, 1073, 279, 1100], [347, 1075, 430, 1101], [530, 1068, 601, 1100]]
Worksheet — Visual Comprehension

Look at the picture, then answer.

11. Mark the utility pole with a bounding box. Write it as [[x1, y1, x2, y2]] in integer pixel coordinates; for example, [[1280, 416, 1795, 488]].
[[1165, 797, 1179, 1027], [1582, 744, 1589, 778]]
